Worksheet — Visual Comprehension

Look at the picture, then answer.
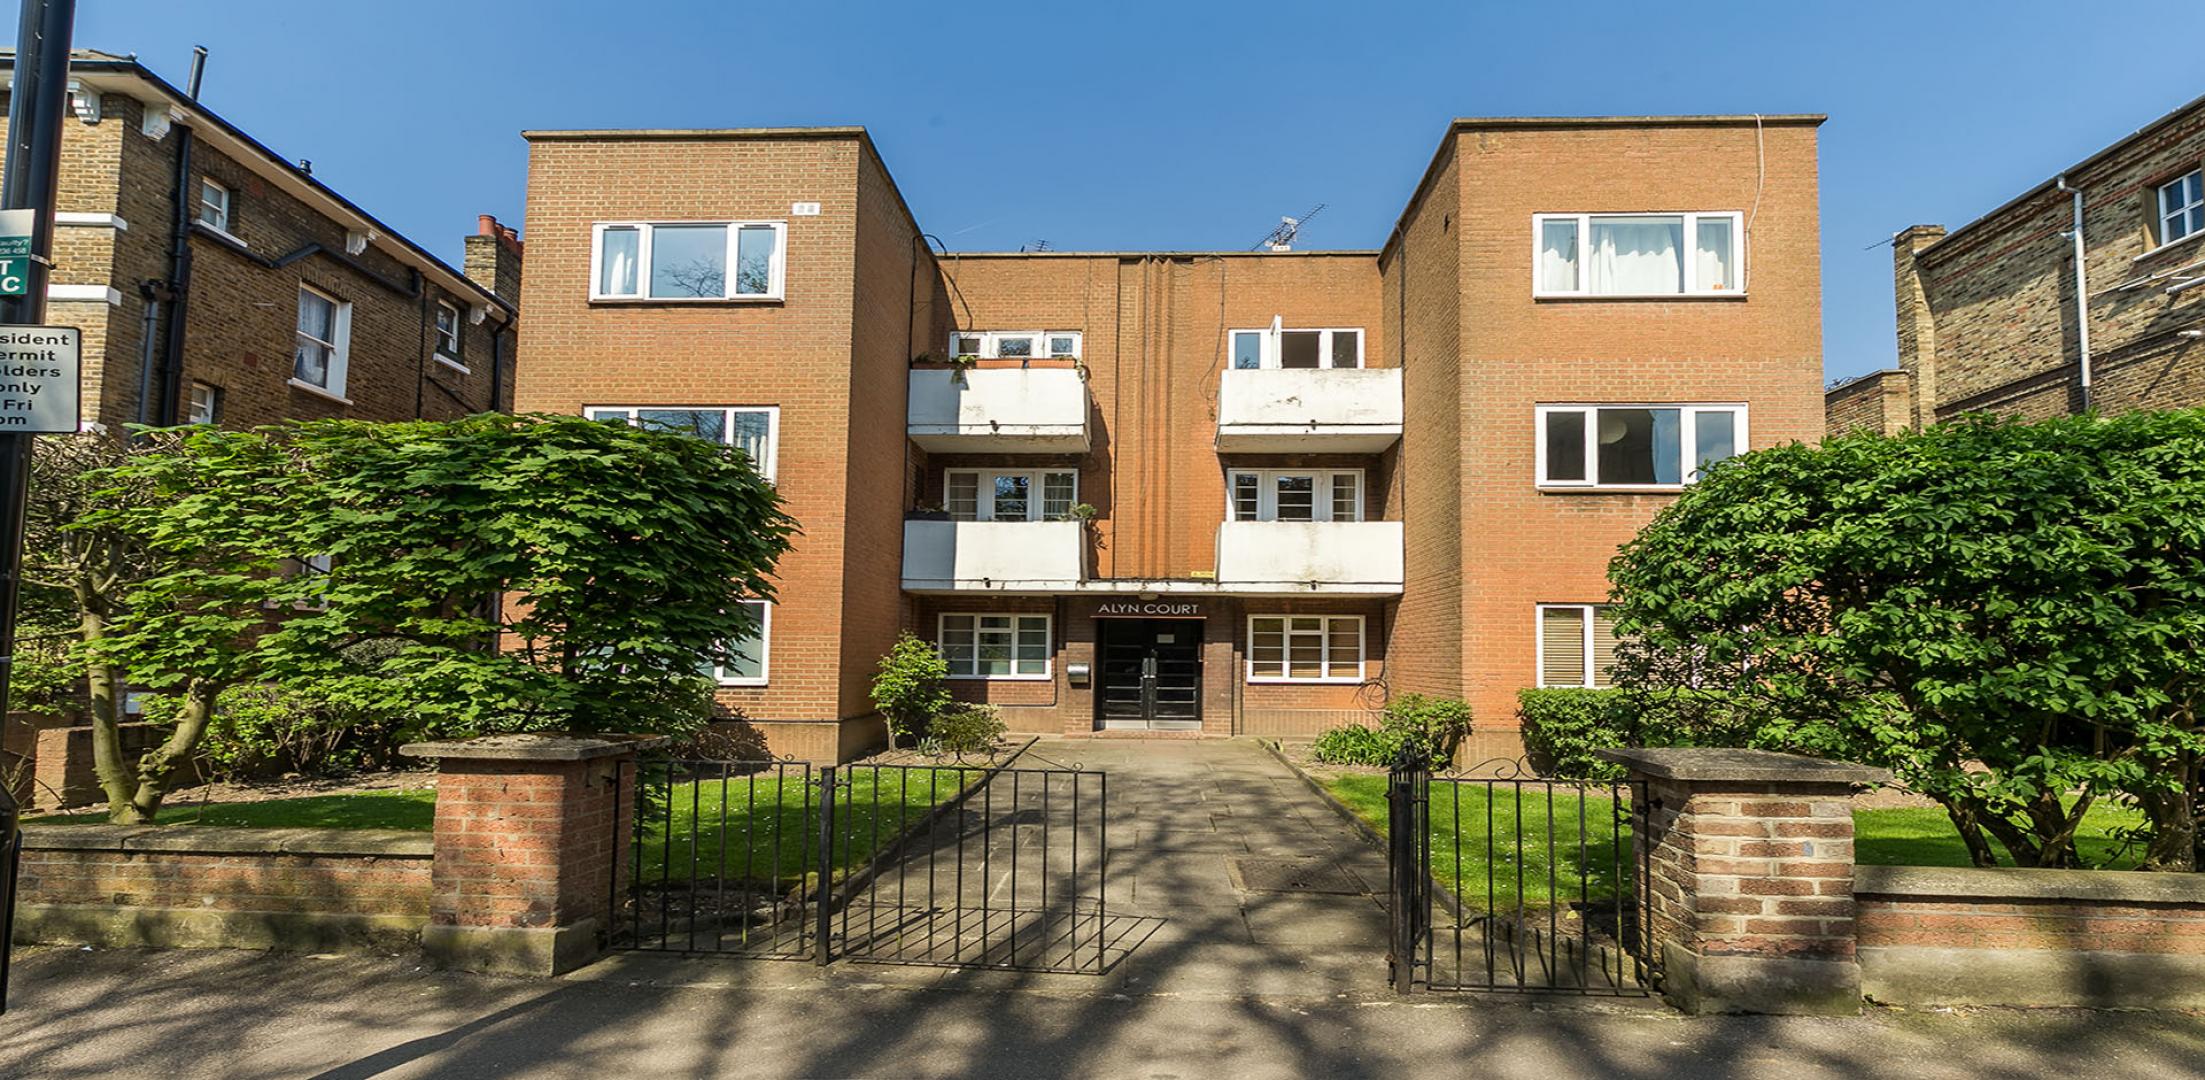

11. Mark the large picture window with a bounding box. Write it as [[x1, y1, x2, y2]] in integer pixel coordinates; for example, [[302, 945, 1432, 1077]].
[[590, 221, 787, 301], [584, 405, 779, 481], [1229, 326, 1363, 370], [939, 613, 1051, 679], [702, 600, 771, 686], [1228, 469, 1362, 522], [1537, 604, 1618, 688], [944, 468, 1078, 521], [1247, 615, 1364, 682], [1534, 212, 1743, 297], [1536, 405, 1744, 488]]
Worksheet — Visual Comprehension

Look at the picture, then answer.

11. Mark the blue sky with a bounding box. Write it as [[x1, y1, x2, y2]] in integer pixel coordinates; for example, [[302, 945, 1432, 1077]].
[[64, 0, 2205, 381]]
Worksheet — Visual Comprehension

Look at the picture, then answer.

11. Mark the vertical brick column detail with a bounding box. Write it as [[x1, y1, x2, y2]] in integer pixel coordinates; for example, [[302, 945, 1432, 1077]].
[[400, 734, 661, 976], [1602, 748, 1889, 1016]]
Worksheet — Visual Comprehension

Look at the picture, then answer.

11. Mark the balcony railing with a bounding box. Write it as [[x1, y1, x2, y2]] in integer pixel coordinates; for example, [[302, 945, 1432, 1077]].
[[1213, 520, 1404, 594], [902, 519, 1085, 592], [1215, 368, 1403, 453], [907, 368, 1091, 453]]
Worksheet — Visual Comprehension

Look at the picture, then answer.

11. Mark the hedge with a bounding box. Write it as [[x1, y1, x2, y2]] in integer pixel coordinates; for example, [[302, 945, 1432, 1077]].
[[1517, 687, 1753, 780]]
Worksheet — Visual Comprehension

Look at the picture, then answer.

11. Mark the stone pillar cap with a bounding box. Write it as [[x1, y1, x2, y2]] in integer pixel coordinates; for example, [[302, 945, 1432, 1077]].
[[1596, 747, 1890, 786], [399, 732, 668, 763]]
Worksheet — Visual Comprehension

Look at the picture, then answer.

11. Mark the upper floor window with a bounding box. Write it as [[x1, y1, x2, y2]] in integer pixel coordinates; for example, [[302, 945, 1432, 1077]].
[[1536, 404, 1744, 488], [1537, 604, 1618, 688], [292, 285, 351, 398], [2156, 171, 2203, 249], [1535, 212, 1742, 297], [186, 382, 221, 425], [590, 221, 786, 301], [1229, 326, 1362, 369], [945, 468, 1078, 521], [434, 301, 464, 360], [197, 178, 231, 233], [1229, 469, 1362, 522], [951, 330, 1081, 360], [584, 405, 779, 481]]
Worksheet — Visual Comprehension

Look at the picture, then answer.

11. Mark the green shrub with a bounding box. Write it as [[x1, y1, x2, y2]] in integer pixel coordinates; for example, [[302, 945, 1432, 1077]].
[[1517, 687, 1755, 780], [1310, 693, 1472, 769], [870, 633, 952, 750], [143, 683, 405, 783], [926, 704, 1007, 755]]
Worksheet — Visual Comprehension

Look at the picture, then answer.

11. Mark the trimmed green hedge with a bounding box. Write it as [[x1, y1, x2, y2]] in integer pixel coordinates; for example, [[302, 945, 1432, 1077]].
[[1310, 693, 1472, 769], [1517, 687, 1753, 779]]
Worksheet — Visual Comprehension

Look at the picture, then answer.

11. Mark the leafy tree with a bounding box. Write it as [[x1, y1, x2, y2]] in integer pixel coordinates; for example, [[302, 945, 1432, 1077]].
[[1608, 412, 2205, 870], [871, 633, 952, 750]]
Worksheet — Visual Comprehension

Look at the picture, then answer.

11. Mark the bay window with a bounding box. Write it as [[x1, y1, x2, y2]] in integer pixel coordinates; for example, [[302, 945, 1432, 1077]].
[[1229, 469, 1362, 522], [1538, 604, 1619, 688], [585, 405, 779, 481], [1535, 212, 1743, 297], [1536, 405, 1745, 488], [939, 613, 1051, 679], [1247, 615, 1364, 682], [590, 220, 787, 301], [944, 468, 1078, 521]]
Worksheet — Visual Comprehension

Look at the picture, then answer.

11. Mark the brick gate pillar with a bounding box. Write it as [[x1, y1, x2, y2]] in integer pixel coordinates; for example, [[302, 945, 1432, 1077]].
[[400, 733, 664, 976], [1598, 748, 1889, 1016]]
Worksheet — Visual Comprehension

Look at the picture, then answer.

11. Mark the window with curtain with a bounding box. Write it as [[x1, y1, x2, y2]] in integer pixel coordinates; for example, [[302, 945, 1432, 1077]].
[[1538, 604, 1618, 688], [939, 613, 1051, 678], [942, 469, 1079, 521], [583, 406, 780, 481], [1247, 615, 1364, 681], [293, 285, 350, 395], [591, 221, 787, 300], [1227, 469, 1364, 521], [1537, 405, 1745, 488], [1533, 212, 1743, 296]]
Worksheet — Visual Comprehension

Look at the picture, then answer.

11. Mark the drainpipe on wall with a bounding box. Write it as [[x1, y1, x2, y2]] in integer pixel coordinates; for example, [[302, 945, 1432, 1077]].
[[151, 47, 208, 426], [2056, 174, 2093, 412]]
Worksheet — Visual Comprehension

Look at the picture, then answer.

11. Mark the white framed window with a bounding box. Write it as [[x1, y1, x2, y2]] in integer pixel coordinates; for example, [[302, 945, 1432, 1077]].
[[1537, 604, 1619, 688], [949, 330, 1082, 360], [196, 178, 231, 233], [584, 405, 780, 481], [944, 468, 1078, 521], [2156, 170, 2204, 249], [1228, 326, 1363, 370], [292, 285, 351, 398], [434, 300, 463, 360], [939, 612, 1051, 679], [1227, 469, 1363, 522], [589, 220, 787, 301], [1247, 615, 1364, 682], [186, 382, 221, 425], [1533, 212, 1744, 297], [1535, 404, 1745, 489], [704, 599, 771, 686]]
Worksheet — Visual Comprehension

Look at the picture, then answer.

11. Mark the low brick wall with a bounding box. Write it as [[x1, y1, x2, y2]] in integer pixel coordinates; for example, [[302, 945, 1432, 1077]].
[[1856, 865, 2205, 1009], [14, 825, 433, 952]]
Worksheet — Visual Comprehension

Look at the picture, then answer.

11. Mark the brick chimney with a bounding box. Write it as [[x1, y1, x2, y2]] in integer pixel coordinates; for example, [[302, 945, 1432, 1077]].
[[464, 213, 524, 308], [1892, 224, 1945, 428]]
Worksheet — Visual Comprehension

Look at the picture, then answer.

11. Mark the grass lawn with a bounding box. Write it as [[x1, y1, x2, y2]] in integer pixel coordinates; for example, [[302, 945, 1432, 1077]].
[[635, 763, 981, 892], [29, 787, 437, 830], [1321, 773, 2151, 890]]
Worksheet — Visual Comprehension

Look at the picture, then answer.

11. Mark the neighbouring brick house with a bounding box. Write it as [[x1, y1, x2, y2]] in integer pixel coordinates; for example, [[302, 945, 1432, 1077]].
[[1830, 91, 2205, 434], [516, 115, 1824, 762], [0, 50, 519, 431]]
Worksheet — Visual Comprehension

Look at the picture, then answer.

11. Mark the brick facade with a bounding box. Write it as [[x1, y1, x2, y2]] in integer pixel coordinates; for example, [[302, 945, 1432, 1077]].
[[516, 116, 1822, 761], [0, 53, 516, 433], [1856, 93, 2205, 430]]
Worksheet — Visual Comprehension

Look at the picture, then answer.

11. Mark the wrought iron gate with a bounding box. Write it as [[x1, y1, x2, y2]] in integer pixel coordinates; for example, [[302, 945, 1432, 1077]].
[[612, 757, 1110, 975], [1387, 758, 1657, 995]]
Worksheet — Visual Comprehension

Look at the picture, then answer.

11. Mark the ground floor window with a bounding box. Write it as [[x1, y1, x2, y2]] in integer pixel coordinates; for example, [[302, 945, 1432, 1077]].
[[1247, 615, 1363, 682], [939, 613, 1051, 679], [705, 599, 770, 686], [1537, 604, 1618, 688]]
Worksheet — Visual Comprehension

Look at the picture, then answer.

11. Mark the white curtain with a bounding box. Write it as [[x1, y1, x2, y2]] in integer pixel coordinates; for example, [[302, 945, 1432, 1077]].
[[1539, 220, 1579, 292], [1589, 217, 1683, 294], [1695, 218, 1735, 290]]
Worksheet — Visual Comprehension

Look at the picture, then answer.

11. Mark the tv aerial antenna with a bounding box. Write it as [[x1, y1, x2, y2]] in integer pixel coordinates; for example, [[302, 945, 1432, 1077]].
[[1254, 203, 1326, 251]]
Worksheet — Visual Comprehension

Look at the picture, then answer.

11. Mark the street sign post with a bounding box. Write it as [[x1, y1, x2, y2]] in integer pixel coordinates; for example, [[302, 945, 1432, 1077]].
[[0, 209, 30, 297], [0, 324, 79, 432]]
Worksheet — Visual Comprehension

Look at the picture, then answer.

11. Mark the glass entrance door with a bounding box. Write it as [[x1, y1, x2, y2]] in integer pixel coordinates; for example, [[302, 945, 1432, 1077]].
[[1097, 619, 1203, 731]]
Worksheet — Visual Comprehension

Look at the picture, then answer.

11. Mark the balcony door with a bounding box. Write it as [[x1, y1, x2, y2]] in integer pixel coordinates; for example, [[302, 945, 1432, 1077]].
[[1097, 619, 1203, 731]]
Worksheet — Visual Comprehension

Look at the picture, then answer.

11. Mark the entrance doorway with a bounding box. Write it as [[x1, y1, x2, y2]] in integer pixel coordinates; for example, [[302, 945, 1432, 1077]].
[[1097, 618, 1203, 730]]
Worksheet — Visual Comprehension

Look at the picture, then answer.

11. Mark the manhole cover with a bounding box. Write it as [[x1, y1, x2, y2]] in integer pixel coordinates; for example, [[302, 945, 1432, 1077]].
[[1227, 857, 1365, 895]]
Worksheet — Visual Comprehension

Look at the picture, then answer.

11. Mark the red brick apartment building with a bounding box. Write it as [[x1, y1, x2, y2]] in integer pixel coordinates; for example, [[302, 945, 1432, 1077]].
[[1830, 92, 2205, 434], [517, 116, 1824, 762], [0, 51, 518, 430]]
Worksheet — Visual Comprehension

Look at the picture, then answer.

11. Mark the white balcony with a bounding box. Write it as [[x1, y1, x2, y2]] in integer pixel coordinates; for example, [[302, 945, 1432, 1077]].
[[1214, 521, 1404, 594], [907, 368, 1091, 453], [902, 520, 1085, 592], [1215, 368, 1403, 453]]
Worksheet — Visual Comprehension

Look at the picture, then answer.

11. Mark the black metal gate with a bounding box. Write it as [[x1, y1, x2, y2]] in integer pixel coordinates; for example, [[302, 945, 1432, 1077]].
[[613, 757, 1110, 975], [1386, 758, 1657, 995]]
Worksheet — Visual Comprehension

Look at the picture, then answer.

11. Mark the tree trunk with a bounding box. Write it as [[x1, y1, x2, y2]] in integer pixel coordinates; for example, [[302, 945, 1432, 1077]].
[[128, 677, 221, 822], [2140, 751, 2200, 872], [1940, 799, 2002, 868], [79, 610, 144, 823]]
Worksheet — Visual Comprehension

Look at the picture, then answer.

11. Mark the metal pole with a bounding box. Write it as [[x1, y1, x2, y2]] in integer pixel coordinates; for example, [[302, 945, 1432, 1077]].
[[0, 0, 78, 1016]]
